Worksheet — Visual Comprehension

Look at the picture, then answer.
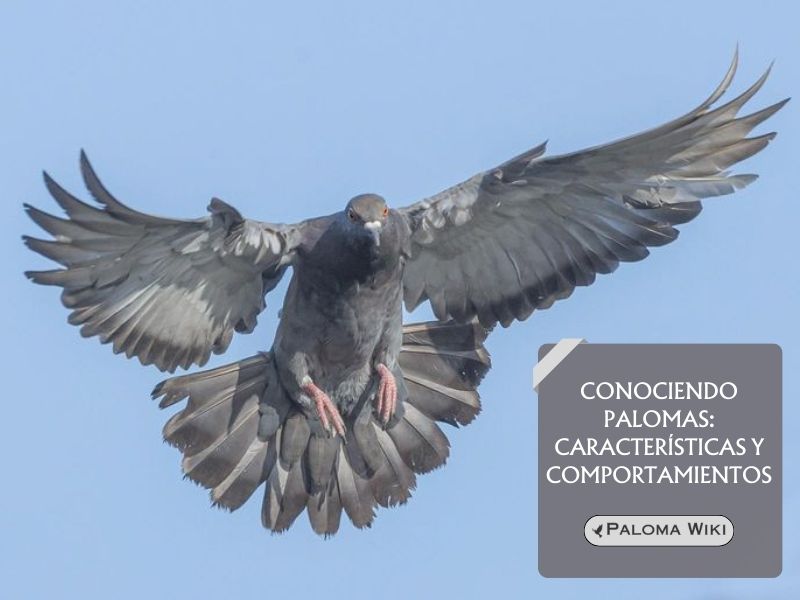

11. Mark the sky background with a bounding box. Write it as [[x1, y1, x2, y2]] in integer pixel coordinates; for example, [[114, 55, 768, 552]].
[[1, 1, 797, 598]]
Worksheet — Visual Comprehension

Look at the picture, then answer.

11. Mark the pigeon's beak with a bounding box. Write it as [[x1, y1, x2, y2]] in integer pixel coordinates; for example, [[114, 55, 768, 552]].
[[364, 221, 382, 247]]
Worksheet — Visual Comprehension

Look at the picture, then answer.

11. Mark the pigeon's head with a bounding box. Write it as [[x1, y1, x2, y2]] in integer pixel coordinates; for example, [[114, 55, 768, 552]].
[[345, 193, 389, 246]]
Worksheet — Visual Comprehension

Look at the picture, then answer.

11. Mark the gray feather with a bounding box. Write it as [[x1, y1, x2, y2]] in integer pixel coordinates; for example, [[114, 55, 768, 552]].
[[336, 443, 376, 528], [369, 423, 416, 507], [180, 400, 261, 488], [280, 410, 311, 468], [211, 437, 270, 511], [306, 479, 343, 536], [305, 434, 339, 494], [352, 403, 385, 475]]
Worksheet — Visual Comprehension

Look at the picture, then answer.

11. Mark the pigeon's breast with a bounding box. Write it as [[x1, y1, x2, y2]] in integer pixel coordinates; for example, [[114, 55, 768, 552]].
[[272, 212, 409, 409]]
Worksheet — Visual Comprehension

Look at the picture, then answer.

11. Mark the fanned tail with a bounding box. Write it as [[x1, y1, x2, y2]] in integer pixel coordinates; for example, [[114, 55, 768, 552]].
[[152, 319, 491, 535]]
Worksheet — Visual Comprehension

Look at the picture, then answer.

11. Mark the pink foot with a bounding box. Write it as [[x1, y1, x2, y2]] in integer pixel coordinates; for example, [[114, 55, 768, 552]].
[[375, 363, 397, 424], [302, 380, 346, 437]]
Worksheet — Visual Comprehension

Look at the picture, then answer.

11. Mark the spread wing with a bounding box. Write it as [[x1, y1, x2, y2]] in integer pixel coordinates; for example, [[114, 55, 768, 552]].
[[399, 53, 787, 328], [25, 152, 321, 372]]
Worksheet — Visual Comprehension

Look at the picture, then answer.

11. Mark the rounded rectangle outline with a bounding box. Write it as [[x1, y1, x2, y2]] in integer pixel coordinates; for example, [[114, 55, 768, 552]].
[[584, 514, 734, 548]]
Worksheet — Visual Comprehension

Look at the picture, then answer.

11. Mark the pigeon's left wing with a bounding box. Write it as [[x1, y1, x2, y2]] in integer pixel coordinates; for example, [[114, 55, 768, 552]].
[[399, 54, 787, 328], [25, 152, 323, 372]]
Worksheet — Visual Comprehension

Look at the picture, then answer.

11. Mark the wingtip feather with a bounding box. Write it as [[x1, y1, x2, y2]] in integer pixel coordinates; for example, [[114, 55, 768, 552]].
[[702, 46, 739, 109]]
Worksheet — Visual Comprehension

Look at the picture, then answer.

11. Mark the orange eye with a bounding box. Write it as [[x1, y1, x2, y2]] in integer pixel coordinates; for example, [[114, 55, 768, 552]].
[[347, 208, 358, 222], [382, 206, 389, 217]]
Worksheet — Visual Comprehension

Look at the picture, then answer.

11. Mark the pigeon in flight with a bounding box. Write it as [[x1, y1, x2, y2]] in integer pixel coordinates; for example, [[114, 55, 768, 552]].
[[24, 53, 785, 535]]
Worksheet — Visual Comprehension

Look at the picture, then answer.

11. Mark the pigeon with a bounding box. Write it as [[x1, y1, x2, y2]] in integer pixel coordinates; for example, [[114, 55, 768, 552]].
[[24, 52, 786, 535]]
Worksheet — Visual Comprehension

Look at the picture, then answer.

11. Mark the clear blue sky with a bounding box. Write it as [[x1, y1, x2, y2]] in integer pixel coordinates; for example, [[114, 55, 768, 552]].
[[1, 1, 797, 599]]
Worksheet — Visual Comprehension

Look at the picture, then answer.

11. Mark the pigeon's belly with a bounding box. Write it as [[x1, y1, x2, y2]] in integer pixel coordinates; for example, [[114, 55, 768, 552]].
[[274, 269, 403, 406], [315, 280, 401, 370]]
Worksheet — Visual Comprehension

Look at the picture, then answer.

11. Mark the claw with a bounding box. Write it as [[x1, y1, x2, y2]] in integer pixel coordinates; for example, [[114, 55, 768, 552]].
[[375, 363, 397, 424], [302, 380, 346, 437]]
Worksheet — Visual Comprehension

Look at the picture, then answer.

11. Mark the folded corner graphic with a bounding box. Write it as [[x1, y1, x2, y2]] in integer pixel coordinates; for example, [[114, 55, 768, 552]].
[[533, 339, 586, 392]]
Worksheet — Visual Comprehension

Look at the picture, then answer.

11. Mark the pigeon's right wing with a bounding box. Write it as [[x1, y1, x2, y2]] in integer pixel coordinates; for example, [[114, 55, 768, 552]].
[[398, 53, 787, 328], [25, 152, 326, 372]]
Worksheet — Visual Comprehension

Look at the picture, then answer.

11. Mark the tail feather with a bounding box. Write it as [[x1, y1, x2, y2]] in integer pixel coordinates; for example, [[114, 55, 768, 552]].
[[181, 400, 261, 488], [399, 345, 489, 390], [352, 405, 386, 476], [273, 460, 309, 532], [370, 424, 416, 507], [306, 480, 342, 535], [210, 437, 270, 510], [153, 319, 491, 535], [154, 354, 268, 408], [261, 428, 311, 533], [399, 320, 490, 427], [305, 435, 338, 494], [260, 432, 285, 529], [157, 354, 269, 453], [167, 382, 262, 456], [280, 410, 311, 467], [402, 373, 481, 426], [389, 403, 450, 473], [336, 443, 376, 528]]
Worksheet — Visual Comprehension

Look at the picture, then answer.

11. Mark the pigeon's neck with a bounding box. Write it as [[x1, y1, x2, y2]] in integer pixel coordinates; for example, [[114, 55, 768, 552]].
[[303, 220, 403, 287], [330, 239, 398, 284]]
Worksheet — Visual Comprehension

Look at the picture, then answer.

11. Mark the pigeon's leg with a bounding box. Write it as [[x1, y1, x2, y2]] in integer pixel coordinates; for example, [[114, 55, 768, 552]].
[[301, 377, 346, 437], [374, 363, 397, 424]]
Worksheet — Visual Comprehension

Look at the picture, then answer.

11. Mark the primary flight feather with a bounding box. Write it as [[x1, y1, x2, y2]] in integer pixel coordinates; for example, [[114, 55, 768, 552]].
[[24, 51, 786, 534]]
